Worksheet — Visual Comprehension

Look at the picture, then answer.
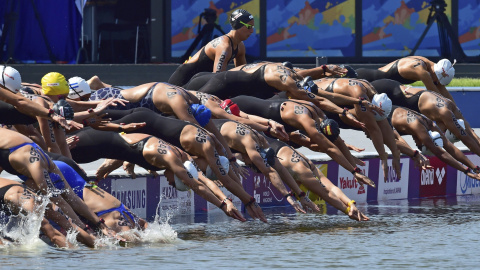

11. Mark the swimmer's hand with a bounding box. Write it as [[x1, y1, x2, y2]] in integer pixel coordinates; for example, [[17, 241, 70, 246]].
[[118, 122, 146, 132], [222, 200, 246, 222], [413, 151, 432, 170], [96, 159, 123, 180], [244, 198, 268, 223], [123, 161, 136, 179], [94, 97, 129, 113], [286, 195, 306, 213], [354, 172, 376, 188], [324, 64, 347, 77], [51, 113, 70, 129], [345, 143, 365, 153], [66, 120, 84, 130], [66, 135, 79, 150], [83, 113, 111, 129], [299, 196, 320, 213], [268, 120, 289, 141], [363, 101, 385, 117], [466, 171, 480, 181], [342, 110, 366, 129], [148, 170, 159, 178], [348, 204, 370, 221]]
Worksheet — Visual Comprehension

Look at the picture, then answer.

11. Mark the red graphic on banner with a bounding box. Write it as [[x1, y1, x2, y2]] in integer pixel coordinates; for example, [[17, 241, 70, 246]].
[[419, 156, 447, 197]]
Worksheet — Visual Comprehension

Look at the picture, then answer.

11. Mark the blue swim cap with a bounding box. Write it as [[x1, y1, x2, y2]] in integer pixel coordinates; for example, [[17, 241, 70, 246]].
[[190, 104, 211, 127]]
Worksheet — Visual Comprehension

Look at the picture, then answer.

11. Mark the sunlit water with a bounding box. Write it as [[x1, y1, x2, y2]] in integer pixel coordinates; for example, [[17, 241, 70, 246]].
[[2, 195, 480, 269]]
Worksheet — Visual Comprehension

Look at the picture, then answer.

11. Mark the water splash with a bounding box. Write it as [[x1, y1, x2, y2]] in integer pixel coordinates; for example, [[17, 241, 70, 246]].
[[0, 193, 50, 247], [121, 197, 181, 245]]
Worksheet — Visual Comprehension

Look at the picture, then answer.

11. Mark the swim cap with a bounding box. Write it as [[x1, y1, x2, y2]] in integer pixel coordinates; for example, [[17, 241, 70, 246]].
[[230, 9, 254, 30], [52, 99, 75, 120], [445, 119, 465, 143], [434, 59, 455, 86], [260, 147, 276, 166], [320, 119, 340, 142], [205, 156, 230, 180], [220, 99, 240, 116], [174, 160, 198, 191], [371, 93, 392, 121], [42, 72, 69, 96], [68, 76, 91, 99], [342, 65, 358, 78], [0, 66, 22, 93], [190, 104, 212, 127], [421, 130, 444, 155], [282, 61, 294, 70], [298, 76, 319, 95]]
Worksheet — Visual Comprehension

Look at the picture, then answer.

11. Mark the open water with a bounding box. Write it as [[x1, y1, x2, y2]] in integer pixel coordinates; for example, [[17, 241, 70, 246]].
[[1, 195, 480, 270]]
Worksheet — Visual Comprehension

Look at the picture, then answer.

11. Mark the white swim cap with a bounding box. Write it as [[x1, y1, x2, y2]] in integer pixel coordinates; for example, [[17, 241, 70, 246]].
[[68, 76, 91, 99], [421, 130, 444, 155], [0, 66, 22, 93], [174, 160, 198, 191], [205, 156, 230, 180], [371, 93, 392, 121], [445, 119, 465, 143], [434, 59, 455, 86]]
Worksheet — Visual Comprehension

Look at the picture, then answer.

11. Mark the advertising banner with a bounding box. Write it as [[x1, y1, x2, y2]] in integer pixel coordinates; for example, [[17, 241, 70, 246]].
[[377, 158, 410, 201], [110, 177, 148, 218], [250, 173, 287, 207], [457, 154, 480, 195], [158, 175, 195, 216], [419, 156, 447, 198], [338, 162, 369, 203]]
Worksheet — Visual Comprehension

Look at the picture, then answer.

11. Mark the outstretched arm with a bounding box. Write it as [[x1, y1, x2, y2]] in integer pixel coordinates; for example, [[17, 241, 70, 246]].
[[0, 85, 68, 128]]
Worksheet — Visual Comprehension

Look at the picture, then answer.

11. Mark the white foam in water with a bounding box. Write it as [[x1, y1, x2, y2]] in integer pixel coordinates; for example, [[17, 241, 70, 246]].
[[93, 199, 180, 248], [65, 228, 80, 248], [0, 194, 50, 248], [0, 193, 181, 249], [134, 199, 179, 244]]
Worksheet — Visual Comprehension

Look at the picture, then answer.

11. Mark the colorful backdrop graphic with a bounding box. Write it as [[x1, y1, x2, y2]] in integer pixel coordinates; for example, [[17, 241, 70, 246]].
[[170, 0, 260, 59], [362, 0, 452, 57], [458, 0, 480, 56], [171, 0, 479, 59], [266, 0, 355, 57]]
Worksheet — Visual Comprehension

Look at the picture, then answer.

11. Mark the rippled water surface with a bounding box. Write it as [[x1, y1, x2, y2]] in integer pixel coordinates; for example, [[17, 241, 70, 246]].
[[2, 195, 480, 269]]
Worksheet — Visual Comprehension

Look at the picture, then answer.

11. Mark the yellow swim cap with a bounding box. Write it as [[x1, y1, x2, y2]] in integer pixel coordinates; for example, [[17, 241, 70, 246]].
[[41, 72, 69, 96]]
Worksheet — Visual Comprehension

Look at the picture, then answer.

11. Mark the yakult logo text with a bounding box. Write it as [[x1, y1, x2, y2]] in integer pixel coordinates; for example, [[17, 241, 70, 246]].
[[340, 177, 358, 189]]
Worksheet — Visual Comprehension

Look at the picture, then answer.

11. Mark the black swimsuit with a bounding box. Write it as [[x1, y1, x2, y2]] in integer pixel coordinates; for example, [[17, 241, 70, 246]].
[[183, 72, 216, 90], [231, 95, 295, 131], [356, 59, 418, 84], [0, 101, 37, 125], [69, 127, 159, 171], [196, 65, 280, 100], [371, 79, 424, 113], [101, 107, 195, 149], [168, 36, 238, 86]]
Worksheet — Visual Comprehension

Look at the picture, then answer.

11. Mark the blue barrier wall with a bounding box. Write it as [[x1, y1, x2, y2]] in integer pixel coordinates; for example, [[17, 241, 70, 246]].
[[100, 153, 480, 221], [450, 91, 480, 127]]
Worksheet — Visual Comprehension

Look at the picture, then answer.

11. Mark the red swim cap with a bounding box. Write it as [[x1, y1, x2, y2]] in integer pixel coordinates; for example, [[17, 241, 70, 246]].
[[220, 99, 240, 116]]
